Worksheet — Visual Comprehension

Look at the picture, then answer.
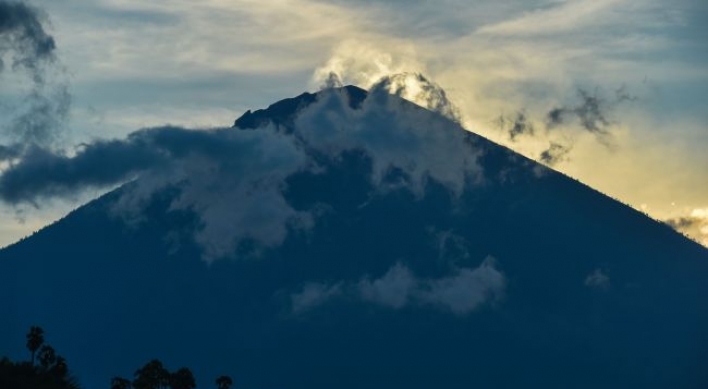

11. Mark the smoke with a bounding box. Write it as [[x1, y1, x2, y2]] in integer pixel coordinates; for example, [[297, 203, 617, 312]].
[[320, 71, 344, 89], [312, 41, 462, 122], [370, 73, 461, 122], [313, 43, 639, 172], [294, 87, 482, 197], [312, 40, 425, 90]]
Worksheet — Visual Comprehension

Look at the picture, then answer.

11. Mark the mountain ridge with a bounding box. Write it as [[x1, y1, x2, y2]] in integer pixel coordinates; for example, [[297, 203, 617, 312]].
[[3, 85, 705, 254], [1, 86, 707, 389]]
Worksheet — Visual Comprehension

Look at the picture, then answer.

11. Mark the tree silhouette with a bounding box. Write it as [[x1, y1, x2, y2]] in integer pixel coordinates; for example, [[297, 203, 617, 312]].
[[215, 375, 233, 389], [38, 345, 57, 370], [132, 359, 169, 389], [169, 368, 196, 389], [111, 376, 132, 389], [26, 326, 45, 366], [7, 326, 244, 389], [1, 327, 80, 389], [51, 356, 69, 379]]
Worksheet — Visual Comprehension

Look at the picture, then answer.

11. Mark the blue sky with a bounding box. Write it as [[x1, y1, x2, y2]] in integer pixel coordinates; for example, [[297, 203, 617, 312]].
[[1, 0, 707, 246]]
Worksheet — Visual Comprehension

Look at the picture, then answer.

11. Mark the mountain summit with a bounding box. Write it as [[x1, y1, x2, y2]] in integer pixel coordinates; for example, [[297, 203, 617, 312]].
[[1, 86, 707, 388]]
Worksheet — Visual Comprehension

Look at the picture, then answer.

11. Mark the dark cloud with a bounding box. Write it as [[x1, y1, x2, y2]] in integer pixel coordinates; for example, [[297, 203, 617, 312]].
[[0, 130, 169, 204], [0, 1, 70, 148], [489, 85, 635, 167], [0, 123, 311, 259], [545, 86, 637, 144], [0, 0, 56, 82], [615, 84, 638, 103], [0, 87, 484, 259], [546, 88, 610, 135], [539, 142, 571, 166], [665, 217, 698, 230], [497, 111, 534, 142], [573, 89, 611, 134], [0, 124, 308, 203], [8, 85, 70, 145], [0, 143, 22, 161]]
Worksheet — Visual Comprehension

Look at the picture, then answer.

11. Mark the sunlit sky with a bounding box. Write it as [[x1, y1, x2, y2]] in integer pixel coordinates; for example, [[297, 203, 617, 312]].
[[1, 0, 707, 247]]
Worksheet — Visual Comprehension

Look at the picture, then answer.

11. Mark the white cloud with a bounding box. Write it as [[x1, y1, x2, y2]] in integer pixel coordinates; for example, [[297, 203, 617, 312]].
[[358, 263, 417, 308], [291, 257, 506, 315], [295, 88, 483, 196], [312, 40, 426, 90], [0, 84, 488, 260], [664, 208, 708, 247], [477, 0, 626, 37], [420, 257, 506, 314], [291, 281, 343, 313], [106, 125, 314, 261], [166, 129, 312, 260], [3, 0, 707, 250], [584, 268, 610, 290]]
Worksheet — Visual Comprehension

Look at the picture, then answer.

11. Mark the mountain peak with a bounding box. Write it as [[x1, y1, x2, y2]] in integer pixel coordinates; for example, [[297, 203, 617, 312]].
[[233, 85, 368, 130], [1, 85, 707, 389]]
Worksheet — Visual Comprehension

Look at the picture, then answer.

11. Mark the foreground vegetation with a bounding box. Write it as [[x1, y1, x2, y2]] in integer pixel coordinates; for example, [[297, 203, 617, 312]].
[[0, 326, 233, 389]]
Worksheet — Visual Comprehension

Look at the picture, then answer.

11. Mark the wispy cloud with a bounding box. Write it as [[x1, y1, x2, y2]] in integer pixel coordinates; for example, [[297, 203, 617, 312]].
[[584, 268, 611, 290], [0, 87, 486, 259], [291, 257, 505, 315], [358, 263, 417, 309], [0, 0, 56, 80], [295, 87, 483, 196], [291, 281, 343, 314], [664, 208, 708, 247], [0, 0, 70, 148], [476, 0, 625, 37]]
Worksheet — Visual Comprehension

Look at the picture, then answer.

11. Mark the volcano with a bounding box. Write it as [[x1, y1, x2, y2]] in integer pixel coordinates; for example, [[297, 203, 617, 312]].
[[1, 85, 707, 389]]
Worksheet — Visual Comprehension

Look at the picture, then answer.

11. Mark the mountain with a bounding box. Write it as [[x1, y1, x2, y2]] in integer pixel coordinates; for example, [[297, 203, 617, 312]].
[[1, 85, 707, 389]]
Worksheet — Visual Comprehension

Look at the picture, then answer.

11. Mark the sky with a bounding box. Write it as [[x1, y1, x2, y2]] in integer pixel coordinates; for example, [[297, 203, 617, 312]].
[[0, 0, 707, 248]]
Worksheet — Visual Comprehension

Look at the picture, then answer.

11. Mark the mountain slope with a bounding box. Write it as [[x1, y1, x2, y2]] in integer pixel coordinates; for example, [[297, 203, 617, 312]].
[[1, 86, 707, 389]]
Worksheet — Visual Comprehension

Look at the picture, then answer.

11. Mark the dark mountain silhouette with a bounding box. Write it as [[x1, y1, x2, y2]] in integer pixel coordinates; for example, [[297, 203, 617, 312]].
[[233, 85, 367, 130], [1, 86, 707, 389]]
